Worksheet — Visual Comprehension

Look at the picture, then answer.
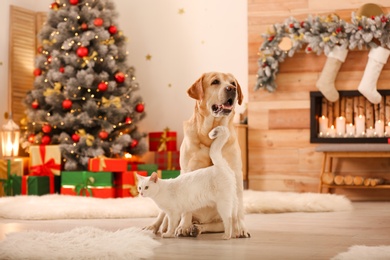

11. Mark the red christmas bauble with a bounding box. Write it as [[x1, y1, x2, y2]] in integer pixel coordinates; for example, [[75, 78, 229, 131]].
[[108, 25, 117, 35], [41, 135, 51, 145], [37, 46, 43, 53], [50, 2, 59, 10], [59, 67, 65, 73], [289, 23, 294, 28], [62, 99, 73, 110], [28, 134, 35, 143], [300, 21, 305, 27], [268, 35, 274, 42], [98, 82, 108, 92], [306, 46, 312, 52], [72, 133, 80, 142], [81, 23, 88, 30], [99, 131, 109, 140], [358, 26, 363, 30], [47, 56, 52, 63], [114, 72, 125, 83], [94, 17, 104, 27], [33, 68, 42, 76], [42, 124, 52, 134], [32, 100, 39, 109], [69, 0, 79, 5], [135, 103, 144, 113], [76, 46, 89, 58], [335, 27, 342, 33], [125, 117, 132, 124], [130, 139, 138, 148]]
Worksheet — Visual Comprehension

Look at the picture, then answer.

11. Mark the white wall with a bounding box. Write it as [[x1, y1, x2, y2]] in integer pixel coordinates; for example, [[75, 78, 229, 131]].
[[0, 0, 248, 149]]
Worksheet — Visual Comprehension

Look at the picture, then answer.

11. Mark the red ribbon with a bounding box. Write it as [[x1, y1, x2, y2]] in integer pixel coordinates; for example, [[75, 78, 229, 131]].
[[30, 145, 61, 193]]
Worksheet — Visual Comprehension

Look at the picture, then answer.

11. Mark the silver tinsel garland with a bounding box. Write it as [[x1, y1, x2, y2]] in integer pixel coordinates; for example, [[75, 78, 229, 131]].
[[256, 12, 390, 92]]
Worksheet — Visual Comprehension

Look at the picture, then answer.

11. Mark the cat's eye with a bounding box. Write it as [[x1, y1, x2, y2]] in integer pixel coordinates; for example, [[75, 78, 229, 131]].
[[145, 186, 148, 190]]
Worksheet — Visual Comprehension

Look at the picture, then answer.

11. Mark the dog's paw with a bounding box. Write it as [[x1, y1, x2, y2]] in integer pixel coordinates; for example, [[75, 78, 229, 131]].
[[235, 229, 251, 238], [208, 126, 228, 139], [175, 224, 192, 237], [189, 224, 202, 237]]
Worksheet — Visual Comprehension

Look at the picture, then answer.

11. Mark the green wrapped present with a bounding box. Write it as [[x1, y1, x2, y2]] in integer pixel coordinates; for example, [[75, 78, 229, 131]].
[[137, 164, 158, 176], [160, 170, 180, 179], [13, 176, 51, 196], [61, 171, 114, 198]]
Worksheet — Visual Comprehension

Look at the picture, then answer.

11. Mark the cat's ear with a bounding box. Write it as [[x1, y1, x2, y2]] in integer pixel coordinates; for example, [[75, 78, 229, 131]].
[[150, 172, 158, 183], [135, 174, 143, 182]]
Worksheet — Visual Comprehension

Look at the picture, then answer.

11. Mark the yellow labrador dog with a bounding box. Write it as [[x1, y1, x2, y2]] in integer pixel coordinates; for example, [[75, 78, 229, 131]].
[[145, 72, 250, 238]]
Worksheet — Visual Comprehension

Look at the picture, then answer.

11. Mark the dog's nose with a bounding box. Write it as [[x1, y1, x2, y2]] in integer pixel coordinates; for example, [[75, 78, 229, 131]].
[[225, 85, 236, 92]]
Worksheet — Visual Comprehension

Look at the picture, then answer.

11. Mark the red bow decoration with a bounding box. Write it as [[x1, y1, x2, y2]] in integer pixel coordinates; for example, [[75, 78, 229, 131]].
[[30, 145, 61, 193]]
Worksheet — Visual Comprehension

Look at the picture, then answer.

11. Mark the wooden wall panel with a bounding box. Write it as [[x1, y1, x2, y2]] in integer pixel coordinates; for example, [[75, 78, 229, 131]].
[[247, 0, 390, 200]]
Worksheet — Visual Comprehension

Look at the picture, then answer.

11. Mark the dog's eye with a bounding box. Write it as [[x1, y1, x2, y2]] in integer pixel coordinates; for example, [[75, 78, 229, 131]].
[[231, 81, 236, 87], [211, 79, 220, 85]]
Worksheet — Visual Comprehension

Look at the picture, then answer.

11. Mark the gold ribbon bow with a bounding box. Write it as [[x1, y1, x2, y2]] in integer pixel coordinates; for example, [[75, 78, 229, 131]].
[[96, 155, 107, 171], [77, 129, 95, 146], [81, 51, 98, 68], [42, 39, 57, 46], [44, 82, 62, 97], [101, 37, 115, 45], [158, 128, 173, 152], [102, 97, 122, 108]]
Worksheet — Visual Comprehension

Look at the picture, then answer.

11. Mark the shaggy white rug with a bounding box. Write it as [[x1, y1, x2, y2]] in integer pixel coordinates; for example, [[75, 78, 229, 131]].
[[0, 190, 352, 220], [331, 245, 390, 260], [0, 226, 160, 260]]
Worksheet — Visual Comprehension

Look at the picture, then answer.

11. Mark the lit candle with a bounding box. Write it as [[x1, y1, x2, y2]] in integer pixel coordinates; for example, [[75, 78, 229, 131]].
[[355, 115, 365, 137], [319, 116, 328, 134], [386, 122, 390, 136], [366, 126, 375, 137], [336, 116, 346, 136], [374, 120, 384, 137], [327, 125, 336, 137], [346, 123, 355, 137]]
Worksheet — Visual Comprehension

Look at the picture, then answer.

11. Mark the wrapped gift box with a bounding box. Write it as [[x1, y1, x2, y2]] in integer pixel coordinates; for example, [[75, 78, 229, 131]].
[[114, 171, 147, 198], [155, 151, 180, 170], [0, 158, 27, 196], [149, 129, 177, 151], [30, 145, 61, 176], [160, 170, 180, 179], [12, 176, 51, 196], [88, 158, 127, 172], [137, 164, 158, 176], [61, 171, 114, 198]]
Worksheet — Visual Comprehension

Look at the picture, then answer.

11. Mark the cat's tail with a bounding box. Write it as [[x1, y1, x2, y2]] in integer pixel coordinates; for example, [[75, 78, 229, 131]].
[[208, 126, 230, 166]]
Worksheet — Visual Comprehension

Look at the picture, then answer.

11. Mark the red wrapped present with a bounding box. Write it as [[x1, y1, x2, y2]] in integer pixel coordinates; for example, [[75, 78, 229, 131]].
[[155, 151, 180, 170], [148, 128, 177, 151], [114, 171, 147, 198], [88, 157, 127, 172], [29, 145, 61, 193]]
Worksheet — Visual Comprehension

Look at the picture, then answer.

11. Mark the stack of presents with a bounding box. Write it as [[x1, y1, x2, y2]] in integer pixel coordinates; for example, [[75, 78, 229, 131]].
[[0, 128, 180, 198]]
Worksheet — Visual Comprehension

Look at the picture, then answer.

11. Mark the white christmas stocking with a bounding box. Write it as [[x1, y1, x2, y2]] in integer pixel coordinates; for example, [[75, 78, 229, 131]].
[[316, 45, 349, 102], [358, 46, 390, 104]]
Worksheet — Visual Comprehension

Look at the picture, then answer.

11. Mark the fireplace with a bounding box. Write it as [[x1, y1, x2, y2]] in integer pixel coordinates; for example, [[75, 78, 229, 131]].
[[310, 90, 390, 143]]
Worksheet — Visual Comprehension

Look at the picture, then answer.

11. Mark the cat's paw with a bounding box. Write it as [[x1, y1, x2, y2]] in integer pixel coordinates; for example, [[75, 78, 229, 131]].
[[142, 224, 159, 234], [161, 232, 175, 238], [235, 229, 251, 238]]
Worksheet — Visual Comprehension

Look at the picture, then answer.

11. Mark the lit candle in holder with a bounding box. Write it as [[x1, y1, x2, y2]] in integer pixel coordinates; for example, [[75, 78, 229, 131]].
[[355, 115, 365, 137], [366, 126, 375, 137], [346, 123, 355, 137], [374, 120, 384, 137], [327, 125, 336, 137], [386, 122, 390, 136], [336, 116, 346, 136], [318, 116, 328, 135]]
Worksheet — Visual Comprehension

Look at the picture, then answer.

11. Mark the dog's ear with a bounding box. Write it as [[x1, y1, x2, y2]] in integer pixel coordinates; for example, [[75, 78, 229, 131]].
[[235, 79, 244, 105], [187, 75, 204, 101]]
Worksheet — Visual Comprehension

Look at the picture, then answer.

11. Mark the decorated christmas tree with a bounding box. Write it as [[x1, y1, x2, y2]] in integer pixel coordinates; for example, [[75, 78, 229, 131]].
[[22, 0, 147, 170]]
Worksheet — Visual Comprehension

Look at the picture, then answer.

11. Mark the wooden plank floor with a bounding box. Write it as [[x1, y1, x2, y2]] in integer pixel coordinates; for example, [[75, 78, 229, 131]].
[[0, 202, 389, 259]]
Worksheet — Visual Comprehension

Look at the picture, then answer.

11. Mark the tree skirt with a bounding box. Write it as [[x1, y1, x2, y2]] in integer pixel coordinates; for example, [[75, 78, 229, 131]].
[[331, 245, 390, 260], [0, 190, 352, 220], [0, 226, 160, 260]]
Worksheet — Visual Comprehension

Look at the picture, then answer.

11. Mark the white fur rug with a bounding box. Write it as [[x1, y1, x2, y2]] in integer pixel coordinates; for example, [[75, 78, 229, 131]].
[[0, 226, 160, 260], [0, 190, 352, 220], [331, 245, 390, 260]]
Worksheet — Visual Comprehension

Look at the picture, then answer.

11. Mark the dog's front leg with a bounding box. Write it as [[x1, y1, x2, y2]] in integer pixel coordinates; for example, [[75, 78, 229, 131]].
[[174, 212, 193, 237]]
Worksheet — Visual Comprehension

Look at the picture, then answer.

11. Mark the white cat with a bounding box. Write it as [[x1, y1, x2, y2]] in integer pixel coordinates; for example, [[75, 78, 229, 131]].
[[136, 126, 238, 239]]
